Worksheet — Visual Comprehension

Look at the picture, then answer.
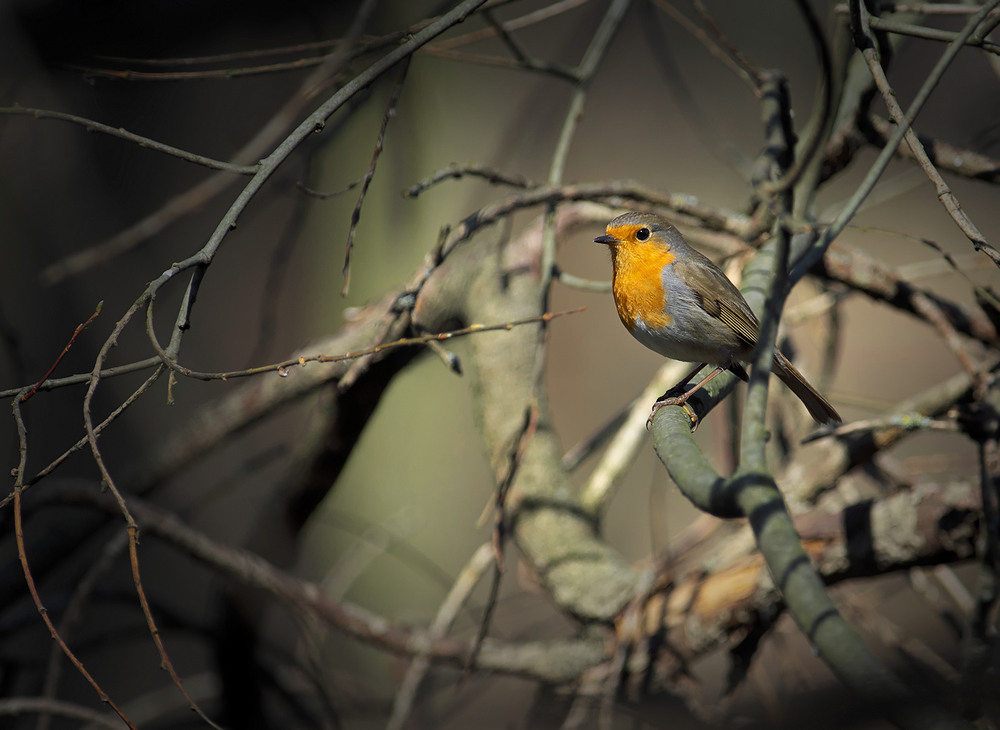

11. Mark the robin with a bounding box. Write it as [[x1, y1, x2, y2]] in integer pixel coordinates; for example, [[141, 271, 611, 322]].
[[594, 211, 841, 427]]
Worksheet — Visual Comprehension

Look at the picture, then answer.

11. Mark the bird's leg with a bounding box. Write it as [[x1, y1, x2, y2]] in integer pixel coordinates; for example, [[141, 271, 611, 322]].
[[647, 364, 726, 430], [657, 363, 710, 400]]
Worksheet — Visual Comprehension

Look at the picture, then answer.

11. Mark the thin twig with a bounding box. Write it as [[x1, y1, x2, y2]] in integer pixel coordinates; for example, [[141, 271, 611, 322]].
[[81, 292, 223, 728], [0, 697, 124, 730], [386, 543, 495, 730], [757, 0, 835, 198], [40, 0, 396, 284], [69, 54, 346, 82], [649, 0, 760, 92], [865, 12, 1000, 55], [342, 56, 411, 295], [0, 366, 164, 506], [803, 411, 958, 444], [63, 485, 608, 683], [145, 307, 584, 383], [403, 162, 533, 198], [691, 0, 765, 88], [793, 0, 1000, 281], [10, 398, 137, 730], [96, 38, 344, 67], [835, 3, 992, 15], [866, 115, 1000, 183], [37, 531, 129, 730], [640, 1, 753, 177], [21, 302, 103, 402], [910, 291, 987, 387], [0, 107, 257, 174], [433, 0, 590, 51], [469, 404, 539, 671], [854, 0, 1000, 268]]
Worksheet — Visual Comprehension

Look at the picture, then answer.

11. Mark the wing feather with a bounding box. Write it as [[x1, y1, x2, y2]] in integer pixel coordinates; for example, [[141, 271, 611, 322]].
[[673, 253, 759, 348]]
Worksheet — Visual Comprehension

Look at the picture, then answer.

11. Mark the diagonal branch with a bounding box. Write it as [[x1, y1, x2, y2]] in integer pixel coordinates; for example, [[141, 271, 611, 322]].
[[853, 0, 1000, 270]]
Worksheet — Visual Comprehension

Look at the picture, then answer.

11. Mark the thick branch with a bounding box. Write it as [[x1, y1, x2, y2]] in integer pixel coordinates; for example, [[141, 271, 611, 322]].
[[415, 212, 640, 622]]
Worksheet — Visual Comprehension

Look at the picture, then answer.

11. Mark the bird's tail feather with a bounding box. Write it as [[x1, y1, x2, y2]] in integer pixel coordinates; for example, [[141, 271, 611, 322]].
[[770, 350, 842, 426]]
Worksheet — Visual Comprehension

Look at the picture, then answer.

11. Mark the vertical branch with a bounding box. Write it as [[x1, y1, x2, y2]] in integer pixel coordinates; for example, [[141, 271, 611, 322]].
[[742, 72, 794, 467], [959, 391, 1000, 717]]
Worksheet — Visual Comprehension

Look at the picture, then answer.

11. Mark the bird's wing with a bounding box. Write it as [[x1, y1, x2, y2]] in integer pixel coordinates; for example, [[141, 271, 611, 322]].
[[675, 253, 760, 348]]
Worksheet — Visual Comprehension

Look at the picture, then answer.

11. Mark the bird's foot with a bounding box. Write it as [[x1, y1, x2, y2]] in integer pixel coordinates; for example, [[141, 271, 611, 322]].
[[646, 396, 699, 431]]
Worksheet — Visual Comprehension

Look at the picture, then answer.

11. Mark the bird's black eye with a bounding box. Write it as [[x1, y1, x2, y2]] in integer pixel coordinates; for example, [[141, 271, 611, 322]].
[[635, 227, 651, 241]]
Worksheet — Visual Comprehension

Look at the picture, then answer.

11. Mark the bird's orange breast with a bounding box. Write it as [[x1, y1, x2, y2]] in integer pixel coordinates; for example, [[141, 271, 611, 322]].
[[609, 239, 676, 332]]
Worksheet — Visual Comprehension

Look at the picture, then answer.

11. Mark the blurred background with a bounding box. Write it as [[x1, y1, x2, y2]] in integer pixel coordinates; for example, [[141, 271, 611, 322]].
[[0, 1, 996, 728]]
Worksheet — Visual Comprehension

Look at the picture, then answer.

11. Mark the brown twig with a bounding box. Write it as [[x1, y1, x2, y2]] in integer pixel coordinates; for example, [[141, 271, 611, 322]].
[[403, 162, 533, 198], [836, 3, 994, 15], [69, 54, 346, 82], [79, 291, 223, 728], [807, 411, 958, 444], [691, 0, 766, 88], [37, 531, 129, 730], [128, 530, 225, 729], [649, 0, 761, 92], [0, 366, 164, 507], [435, 179, 757, 259], [64, 485, 608, 683], [145, 306, 585, 383], [20, 302, 102, 402], [10, 398, 137, 729], [910, 290, 987, 388], [861, 12, 1000, 55]]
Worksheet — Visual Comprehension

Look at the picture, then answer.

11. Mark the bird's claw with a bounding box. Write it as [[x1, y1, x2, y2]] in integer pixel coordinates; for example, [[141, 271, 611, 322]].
[[646, 398, 699, 431]]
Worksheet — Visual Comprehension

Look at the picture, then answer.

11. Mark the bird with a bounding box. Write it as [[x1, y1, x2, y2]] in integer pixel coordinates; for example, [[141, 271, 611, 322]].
[[594, 211, 841, 427]]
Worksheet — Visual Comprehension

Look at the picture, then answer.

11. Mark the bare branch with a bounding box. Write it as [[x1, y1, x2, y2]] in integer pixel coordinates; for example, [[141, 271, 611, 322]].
[[0, 106, 257, 173], [853, 0, 1000, 269]]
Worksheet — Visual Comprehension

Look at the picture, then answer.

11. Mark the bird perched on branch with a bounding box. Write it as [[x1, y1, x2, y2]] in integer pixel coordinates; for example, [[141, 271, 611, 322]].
[[595, 211, 841, 427]]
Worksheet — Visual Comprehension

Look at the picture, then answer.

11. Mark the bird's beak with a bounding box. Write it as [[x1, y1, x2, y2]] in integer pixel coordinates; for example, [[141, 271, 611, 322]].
[[594, 234, 618, 245]]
